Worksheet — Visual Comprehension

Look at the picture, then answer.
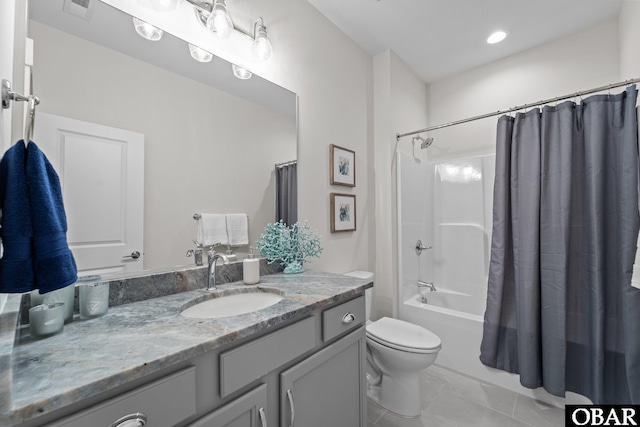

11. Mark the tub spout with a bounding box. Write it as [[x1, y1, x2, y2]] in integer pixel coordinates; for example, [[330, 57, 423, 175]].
[[417, 280, 436, 292]]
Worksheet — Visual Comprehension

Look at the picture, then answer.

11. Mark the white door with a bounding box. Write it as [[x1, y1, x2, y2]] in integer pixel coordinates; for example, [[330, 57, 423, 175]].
[[33, 113, 144, 276], [0, 0, 16, 151], [0, 0, 17, 311]]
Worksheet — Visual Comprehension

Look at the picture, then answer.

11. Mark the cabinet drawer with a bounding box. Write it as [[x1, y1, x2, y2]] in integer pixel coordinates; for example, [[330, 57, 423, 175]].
[[220, 316, 316, 397], [322, 296, 365, 342], [49, 367, 196, 427]]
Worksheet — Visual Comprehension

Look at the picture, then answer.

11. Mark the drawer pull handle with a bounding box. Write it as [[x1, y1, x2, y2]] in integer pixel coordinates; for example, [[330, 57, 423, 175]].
[[109, 412, 148, 427], [286, 388, 295, 427], [259, 407, 267, 427], [342, 312, 356, 324]]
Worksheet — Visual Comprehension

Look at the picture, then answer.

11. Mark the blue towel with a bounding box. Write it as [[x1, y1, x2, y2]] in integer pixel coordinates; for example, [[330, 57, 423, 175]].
[[26, 141, 77, 293], [0, 141, 34, 292], [0, 141, 77, 293]]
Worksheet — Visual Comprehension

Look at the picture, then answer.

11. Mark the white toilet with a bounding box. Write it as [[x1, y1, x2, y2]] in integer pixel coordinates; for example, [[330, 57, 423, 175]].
[[345, 271, 442, 418]]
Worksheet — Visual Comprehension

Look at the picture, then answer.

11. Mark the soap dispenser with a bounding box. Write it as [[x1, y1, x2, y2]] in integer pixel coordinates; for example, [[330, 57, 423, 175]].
[[243, 246, 260, 285]]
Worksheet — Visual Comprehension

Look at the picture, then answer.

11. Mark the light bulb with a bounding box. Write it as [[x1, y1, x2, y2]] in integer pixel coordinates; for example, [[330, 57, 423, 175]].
[[133, 17, 163, 41], [206, 0, 233, 39], [232, 64, 252, 80], [189, 44, 213, 62], [252, 26, 273, 61], [149, 0, 183, 12]]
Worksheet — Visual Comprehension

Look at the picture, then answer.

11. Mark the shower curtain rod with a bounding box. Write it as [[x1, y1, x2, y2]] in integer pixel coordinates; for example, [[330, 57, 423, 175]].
[[275, 160, 297, 167], [395, 77, 640, 141]]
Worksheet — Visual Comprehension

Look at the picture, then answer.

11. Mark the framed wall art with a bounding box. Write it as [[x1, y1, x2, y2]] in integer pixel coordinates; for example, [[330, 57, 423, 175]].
[[330, 144, 356, 187], [330, 193, 356, 232]]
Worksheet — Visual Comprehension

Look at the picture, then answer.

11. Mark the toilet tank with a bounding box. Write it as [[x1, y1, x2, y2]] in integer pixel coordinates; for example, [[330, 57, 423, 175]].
[[343, 271, 374, 321]]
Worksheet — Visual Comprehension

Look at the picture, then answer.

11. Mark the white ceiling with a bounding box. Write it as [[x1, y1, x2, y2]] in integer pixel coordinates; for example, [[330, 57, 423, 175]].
[[307, 0, 624, 83]]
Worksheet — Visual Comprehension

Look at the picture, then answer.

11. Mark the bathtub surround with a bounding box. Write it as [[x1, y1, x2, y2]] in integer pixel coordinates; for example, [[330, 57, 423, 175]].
[[481, 86, 640, 404]]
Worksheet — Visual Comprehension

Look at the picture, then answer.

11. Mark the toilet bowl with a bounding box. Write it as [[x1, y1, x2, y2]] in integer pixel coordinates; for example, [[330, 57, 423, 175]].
[[344, 271, 442, 418]]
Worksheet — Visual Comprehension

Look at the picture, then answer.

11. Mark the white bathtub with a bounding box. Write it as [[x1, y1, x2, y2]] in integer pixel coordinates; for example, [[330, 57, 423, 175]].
[[416, 286, 485, 317], [402, 294, 588, 407]]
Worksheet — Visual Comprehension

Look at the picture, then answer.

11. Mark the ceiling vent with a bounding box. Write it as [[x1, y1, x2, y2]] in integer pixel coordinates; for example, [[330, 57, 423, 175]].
[[62, 0, 96, 21]]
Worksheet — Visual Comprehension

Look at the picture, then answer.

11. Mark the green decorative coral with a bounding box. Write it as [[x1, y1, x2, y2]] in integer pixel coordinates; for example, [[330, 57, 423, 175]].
[[256, 220, 323, 274]]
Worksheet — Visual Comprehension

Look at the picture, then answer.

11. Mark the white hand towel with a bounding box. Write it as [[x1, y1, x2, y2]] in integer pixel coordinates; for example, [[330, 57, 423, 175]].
[[226, 214, 249, 246], [197, 214, 228, 246]]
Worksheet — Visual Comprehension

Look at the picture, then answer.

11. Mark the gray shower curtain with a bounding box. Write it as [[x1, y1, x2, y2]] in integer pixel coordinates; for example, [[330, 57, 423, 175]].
[[275, 162, 297, 226], [480, 86, 640, 404]]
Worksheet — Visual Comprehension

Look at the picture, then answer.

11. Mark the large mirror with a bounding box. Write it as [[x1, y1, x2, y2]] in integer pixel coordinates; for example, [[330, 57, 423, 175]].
[[28, 0, 297, 276]]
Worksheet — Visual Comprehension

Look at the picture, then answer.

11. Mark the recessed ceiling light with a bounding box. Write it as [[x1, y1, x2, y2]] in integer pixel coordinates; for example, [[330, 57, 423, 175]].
[[487, 30, 508, 45]]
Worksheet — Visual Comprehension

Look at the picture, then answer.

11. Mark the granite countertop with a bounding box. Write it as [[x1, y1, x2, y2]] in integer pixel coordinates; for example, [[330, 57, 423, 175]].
[[0, 269, 373, 426]]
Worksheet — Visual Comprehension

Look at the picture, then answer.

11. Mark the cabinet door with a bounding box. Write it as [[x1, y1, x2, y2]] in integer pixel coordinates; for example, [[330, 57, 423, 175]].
[[280, 328, 366, 427], [188, 384, 268, 427]]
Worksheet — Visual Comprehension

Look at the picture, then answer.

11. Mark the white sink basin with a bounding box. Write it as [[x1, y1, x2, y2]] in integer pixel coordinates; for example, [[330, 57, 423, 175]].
[[181, 292, 283, 319]]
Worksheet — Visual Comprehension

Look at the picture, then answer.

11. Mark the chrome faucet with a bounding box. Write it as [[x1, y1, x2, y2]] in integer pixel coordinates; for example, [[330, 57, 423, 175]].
[[417, 281, 436, 303], [417, 280, 436, 292], [206, 246, 229, 291]]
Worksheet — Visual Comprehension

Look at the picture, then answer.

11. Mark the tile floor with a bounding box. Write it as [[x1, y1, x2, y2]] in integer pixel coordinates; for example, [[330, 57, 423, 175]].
[[367, 365, 565, 427]]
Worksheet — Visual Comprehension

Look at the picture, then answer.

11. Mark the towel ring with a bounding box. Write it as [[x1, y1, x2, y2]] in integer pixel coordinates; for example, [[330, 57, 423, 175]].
[[1, 79, 40, 146]]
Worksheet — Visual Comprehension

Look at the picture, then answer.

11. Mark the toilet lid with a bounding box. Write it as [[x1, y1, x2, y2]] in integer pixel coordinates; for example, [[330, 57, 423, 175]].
[[366, 317, 441, 352]]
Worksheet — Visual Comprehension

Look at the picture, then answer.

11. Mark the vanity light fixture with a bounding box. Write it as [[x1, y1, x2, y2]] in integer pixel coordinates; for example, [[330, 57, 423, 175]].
[[135, 0, 274, 77], [251, 18, 273, 61], [207, 0, 234, 39], [188, 0, 273, 62], [189, 44, 213, 62], [232, 64, 252, 80], [486, 30, 508, 44], [133, 17, 163, 41]]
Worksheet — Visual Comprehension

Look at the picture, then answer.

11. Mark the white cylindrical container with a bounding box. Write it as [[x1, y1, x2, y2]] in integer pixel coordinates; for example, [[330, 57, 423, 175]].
[[79, 282, 110, 319], [31, 285, 75, 324], [29, 303, 65, 339], [243, 246, 260, 285]]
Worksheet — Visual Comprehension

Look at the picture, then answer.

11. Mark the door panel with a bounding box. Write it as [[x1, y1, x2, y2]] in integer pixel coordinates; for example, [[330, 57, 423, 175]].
[[187, 384, 267, 427], [280, 328, 365, 427], [33, 112, 144, 274]]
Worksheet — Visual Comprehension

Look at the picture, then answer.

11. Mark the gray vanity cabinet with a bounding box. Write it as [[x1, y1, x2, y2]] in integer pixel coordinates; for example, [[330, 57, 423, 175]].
[[19, 294, 367, 427], [187, 384, 267, 427], [280, 328, 366, 427]]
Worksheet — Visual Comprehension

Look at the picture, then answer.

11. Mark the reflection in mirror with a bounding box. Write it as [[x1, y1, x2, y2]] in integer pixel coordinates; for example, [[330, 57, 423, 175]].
[[28, 0, 297, 277]]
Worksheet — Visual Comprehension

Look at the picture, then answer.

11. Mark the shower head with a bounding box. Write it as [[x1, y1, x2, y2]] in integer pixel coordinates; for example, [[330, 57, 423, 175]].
[[412, 135, 434, 149]]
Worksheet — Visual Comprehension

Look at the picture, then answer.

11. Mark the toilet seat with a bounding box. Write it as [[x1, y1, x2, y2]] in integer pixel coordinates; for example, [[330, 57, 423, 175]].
[[366, 317, 441, 354]]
